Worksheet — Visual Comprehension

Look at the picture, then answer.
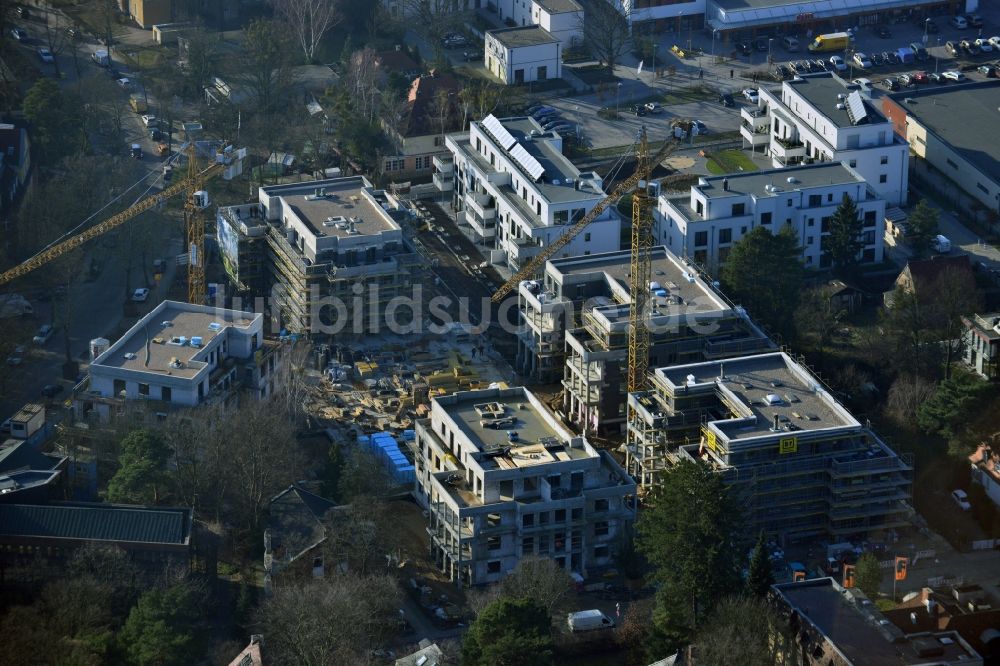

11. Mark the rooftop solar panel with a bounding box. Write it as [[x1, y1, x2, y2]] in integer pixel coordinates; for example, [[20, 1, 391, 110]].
[[482, 114, 516, 150], [846, 90, 868, 125], [510, 143, 545, 181]]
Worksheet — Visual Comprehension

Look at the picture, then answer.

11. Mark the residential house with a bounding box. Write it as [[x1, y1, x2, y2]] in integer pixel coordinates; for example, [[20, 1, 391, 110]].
[[962, 312, 1000, 380], [264, 485, 341, 587], [395, 640, 445, 666], [227, 636, 263, 666], [126, 0, 173, 29], [382, 72, 463, 178], [969, 442, 1000, 511], [492, 0, 583, 47], [888, 254, 975, 305], [486, 26, 562, 85]]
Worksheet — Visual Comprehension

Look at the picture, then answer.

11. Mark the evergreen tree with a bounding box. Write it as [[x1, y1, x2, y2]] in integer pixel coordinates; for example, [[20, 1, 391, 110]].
[[462, 597, 554, 666], [827, 193, 863, 276], [119, 584, 204, 666], [855, 552, 882, 601], [907, 199, 940, 258], [746, 531, 774, 598], [321, 442, 344, 500], [917, 370, 991, 440], [106, 430, 170, 504]]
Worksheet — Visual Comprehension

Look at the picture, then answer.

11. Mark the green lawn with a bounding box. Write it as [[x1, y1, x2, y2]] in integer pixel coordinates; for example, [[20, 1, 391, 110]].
[[706, 149, 759, 175]]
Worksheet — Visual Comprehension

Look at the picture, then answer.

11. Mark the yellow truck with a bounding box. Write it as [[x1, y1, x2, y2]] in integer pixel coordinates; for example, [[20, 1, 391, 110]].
[[808, 32, 850, 53], [129, 96, 148, 113]]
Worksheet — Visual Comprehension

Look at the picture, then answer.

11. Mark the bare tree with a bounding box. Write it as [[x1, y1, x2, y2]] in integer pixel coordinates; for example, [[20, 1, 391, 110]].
[[42, 24, 68, 78], [467, 555, 574, 616], [579, 0, 631, 73], [694, 596, 798, 666], [458, 80, 505, 125], [345, 47, 382, 123], [886, 374, 937, 428], [271, 0, 342, 62], [233, 19, 298, 116]]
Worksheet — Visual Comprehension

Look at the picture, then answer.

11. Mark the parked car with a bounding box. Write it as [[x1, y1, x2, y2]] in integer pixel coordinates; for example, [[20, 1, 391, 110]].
[[951, 489, 971, 511], [41, 384, 64, 399], [6, 345, 25, 366], [921, 19, 939, 34], [945, 41, 959, 56], [140, 114, 157, 126], [150, 128, 163, 141], [691, 119, 708, 135], [950, 15, 969, 30], [32, 324, 53, 345], [928, 72, 943, 84], [942, 70, 967, 81], [814, 58, 831, 71], [975, 38, 993, 53], [15, 6, 30, 18], [853, 52, 872, 68], [830, 55, 847, 72], [631, 104, 647, 117], [130, 143, 142, 159], [736, 41, 752, 56], [463, 50, 482, 62], [968, 14, 983, 28], [912, 70, 929, 83], [909, 44, 929, 61], [742, 88, 759, 102], [754, 38, 769, 52], [989, 36, 1000, 48], [644, 102, 664, 113], [978, 64, 997, 77], [897, 73, 913, 86], [883, 77, 900, 90], [718, 92, 735, 106], [10, 27, 26, 41], [132, 287, 150, 302], [960, 39, 979, 55], [772, 64, 791, 80], [871, 52, 886, 67], [852, 77, 873, 87], [36, 47, 54, 63], [874, 25, 891, 38], [883, 50, 900, 65]]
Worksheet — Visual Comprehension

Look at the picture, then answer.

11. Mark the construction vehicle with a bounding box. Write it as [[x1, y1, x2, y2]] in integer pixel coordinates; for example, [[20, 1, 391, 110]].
[[0, 145, 235, 305], [491, 130, 676, 392]]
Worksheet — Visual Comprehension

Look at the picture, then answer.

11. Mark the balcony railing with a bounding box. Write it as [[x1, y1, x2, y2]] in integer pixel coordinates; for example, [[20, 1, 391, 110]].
[[433, 172, 454, 191], [433, 154, 454, 171], [774, 135, 804, 149]]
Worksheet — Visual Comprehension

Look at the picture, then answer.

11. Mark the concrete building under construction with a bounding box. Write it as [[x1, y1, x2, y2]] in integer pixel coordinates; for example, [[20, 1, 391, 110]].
[[414, 386, 635, 586], [626, 352, 913, 544], [516, 247, 772, 434], [216, 176, 420, 334]]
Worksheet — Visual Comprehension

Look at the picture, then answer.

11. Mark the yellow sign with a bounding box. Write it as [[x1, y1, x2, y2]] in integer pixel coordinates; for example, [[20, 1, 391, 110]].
[[779, 437, 798, 454], [705, 429, 717, 452]]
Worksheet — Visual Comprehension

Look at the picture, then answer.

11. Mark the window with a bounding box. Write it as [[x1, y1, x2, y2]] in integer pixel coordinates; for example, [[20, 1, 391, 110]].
[[760, 212, 772, 225], [487, 560, 501, 574], [594, 545, 609, 559], [161, 386, 171, 401], [523, 513, 534, 527], [862, 248, 875, 262], [521, 536, 534, 555], [695, 200, 704, 216], [864, 210, 876, 227], [595, 521, 609, 536], [977, 183, 989, 194], [554, 210, 568, 224], [694, 231, 708, 247], [808, 218, 815, 227], [537, 65, 547, 80], [434, 136, 444, 147], [821, 216, 831, 232], [808, 194, 822, 207], [555, 509, 566, 523], [849, 160, 857, 168], [487, 536, 501, 551], [113, 379, 126, 396], [862, 231, 876, 244], [138, 383, 149, 396], [584, 232, 591, 242], [807, 236, 814, 245], [731, 203, 745, 216], [719, 228, 732, 244], [571, 508, 582, 521], [827, 193, 833, 202], [595, 498, 609, 512], [879, 174, 887, 183], [880, 155, 888, 165]]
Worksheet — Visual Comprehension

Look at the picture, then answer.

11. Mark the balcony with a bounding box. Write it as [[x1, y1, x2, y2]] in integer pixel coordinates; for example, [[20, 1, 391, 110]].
[[433, 171, 454, 191], [433, 154, 454, 172], [465, 191, 496, 221], [741, 107, 769, 123], [740, 122, 769, 147], [770, 136, 806, 165]]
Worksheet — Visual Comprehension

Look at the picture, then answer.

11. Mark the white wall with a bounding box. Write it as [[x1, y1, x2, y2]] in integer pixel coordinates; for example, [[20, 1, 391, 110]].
[[620, 0, 705, 24], [486, 33, 561, 84], [534, 5, 583, 47]]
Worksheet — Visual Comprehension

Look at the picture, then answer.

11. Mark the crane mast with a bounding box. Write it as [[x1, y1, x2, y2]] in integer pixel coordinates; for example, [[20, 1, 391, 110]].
[[627, 130, 655, 393]]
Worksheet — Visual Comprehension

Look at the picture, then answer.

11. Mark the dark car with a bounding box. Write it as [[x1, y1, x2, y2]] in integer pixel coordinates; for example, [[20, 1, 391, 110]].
[[968, 14, 983, 28], [960, 39, 979, 55], [754, 38, 769, 52], [884, 50, 900, 65], [773, 64, 791, 80], [632, 104, 647, 117], [814, 59, 831, 71], [928, 72, 944, 83], [10, 27, 27, 41], [871, 52, 886, 66], [883, 77, 900, 90], [874, 25, 891, 38], [922, 19, 939, 34], [718, 92, 735, 107], [979, 64, 998, 77], [15, 6, 30, 19], [41, 384, 64, 398], [910, 45, 929, 61], [737, 41, 752, 56], [793, 60, 810, 74]]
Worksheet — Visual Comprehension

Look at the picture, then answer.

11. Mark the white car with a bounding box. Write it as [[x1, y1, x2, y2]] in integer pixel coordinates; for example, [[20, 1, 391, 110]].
[[974, 38, 993, 52], [951, 489, 971, 511], [37, 47, 54, 63], [852, 78, 873, 87], [989, 36, 1000, 48], [829, 55, 847, 72], [140, 114, 157, 127], [853, 52, 872, 68], [132, 287, 150, 302], [117, 77, 132, 89], [32, 324, 53, 345], [742, 88, 759, 103], [942, 70, 966, 82]]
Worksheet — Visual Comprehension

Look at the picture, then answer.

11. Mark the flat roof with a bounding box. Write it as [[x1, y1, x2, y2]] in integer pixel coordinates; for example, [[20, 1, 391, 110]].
[[549, 246, 728, 311], [711, 0, 912, 17], [487, 25, 558, 48], [657, 352, 858, 441], [93, 301, 258, 380], [784, 73, 887, 129], [11, 403, 43, 423], [281, 180, 399, 239], [695, 162, 865, 201], [534, 0, 582, 12], [889, 81, 1000, 186], [775, 579, 979, 665]]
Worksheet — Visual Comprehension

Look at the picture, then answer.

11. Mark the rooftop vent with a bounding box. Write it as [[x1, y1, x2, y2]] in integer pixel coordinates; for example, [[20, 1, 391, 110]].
[[836, 103, 846, 110], [686, 374, 697, 386], [787, 176, 799, 184], [123, 352, 137, 360], [765, 393, 783, 405]]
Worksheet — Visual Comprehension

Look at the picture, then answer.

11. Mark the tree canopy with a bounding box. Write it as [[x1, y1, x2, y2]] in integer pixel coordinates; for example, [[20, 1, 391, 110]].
[[917, 370, 991, 440], [119, 583, 205, 666], [636, 461, 743, 651], [827, 193, 863, 276], [907, 200, 940, 258], [855, 552, 882, 601], [746, 531, 774, 598], [462, 597, 555, 666], [720, 225, 804, 341], [23, 78, 85, 162], [106, 429, 170, 504], [694, 596, 795, 666]]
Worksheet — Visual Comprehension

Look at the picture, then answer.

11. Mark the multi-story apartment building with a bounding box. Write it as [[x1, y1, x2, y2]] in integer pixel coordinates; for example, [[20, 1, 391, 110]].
[[74, 301, 284, 422], [962, 312, 1000, 381], [436, 114, 620, 271], [655, 162, 886, 272], [413, 386, 636, 586], [216, 177, 420, 334], [516, 247, 772, 429], [626, 352, 912, 544], [742, 72, 908, 205]]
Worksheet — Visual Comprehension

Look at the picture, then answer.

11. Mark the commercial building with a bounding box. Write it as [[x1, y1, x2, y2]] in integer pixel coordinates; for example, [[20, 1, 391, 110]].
[[883, 82, 1000, 217], [216, 176, 420, 333], [743, 73, 908, 206], [626, 352, 912, 543], [75, 301, 284, 421], [491, 0, 584, 47], [438, 114, 620, 270], [414, 386, 636, 586], [772, 577, 983, 666], [486, 26, 562, 85], [516, 247, 772, 430], [655, 162, 886, 271], [381, 72, 463, 179], [961, 312, 1000, 380]]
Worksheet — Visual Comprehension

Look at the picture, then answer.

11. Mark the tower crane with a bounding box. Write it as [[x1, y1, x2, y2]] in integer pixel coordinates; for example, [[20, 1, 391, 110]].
[[0, 148, 228, 303]]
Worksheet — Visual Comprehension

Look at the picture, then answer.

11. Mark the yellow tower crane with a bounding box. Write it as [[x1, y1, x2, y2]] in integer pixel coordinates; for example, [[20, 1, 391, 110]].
[[0, 147, 226, 300], [627, 130, 655, 393]]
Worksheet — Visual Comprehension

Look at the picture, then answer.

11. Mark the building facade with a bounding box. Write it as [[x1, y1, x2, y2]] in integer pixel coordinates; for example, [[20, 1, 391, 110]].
[[216, 177, 420, 334], [381, 72, 463, 180], [437, 114, 620, 271], [486, 26, 562, 85], [883, 82, 1000, 218], [413, 386, 636, 586], [962, 312, 1000, 381], [626, 352, 912, 543], [492, 0, 584, 47], [742, 73, 908, 206], [655, 162, 886, 272], [515, 247, 772, 430]]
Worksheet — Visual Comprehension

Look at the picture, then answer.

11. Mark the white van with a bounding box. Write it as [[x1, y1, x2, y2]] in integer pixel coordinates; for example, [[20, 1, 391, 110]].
[[950, 15, 968, 29], [932, 234, 952, 253], [781, 36, 800, 52]]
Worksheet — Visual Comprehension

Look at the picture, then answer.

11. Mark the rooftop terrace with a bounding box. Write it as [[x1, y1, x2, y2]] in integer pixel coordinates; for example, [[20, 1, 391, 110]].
[[281, 180, 399, 240]]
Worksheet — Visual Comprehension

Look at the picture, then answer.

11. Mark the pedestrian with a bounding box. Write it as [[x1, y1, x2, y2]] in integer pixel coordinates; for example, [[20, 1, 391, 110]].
[[699, 69, 704, 79], [730, 68, 734, 78]]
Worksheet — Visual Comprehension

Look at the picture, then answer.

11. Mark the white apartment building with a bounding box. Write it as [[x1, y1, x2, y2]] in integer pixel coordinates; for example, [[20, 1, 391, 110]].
[[655, 162, 886, 272], [486, 26, 562, 85], [414, 386, 636, 586], [611, 0, 705, 32], [742, 73, 908, 206], [493, 0, 584, 47], [436, 114, 620, 271], [80, 301, 284, 420]]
